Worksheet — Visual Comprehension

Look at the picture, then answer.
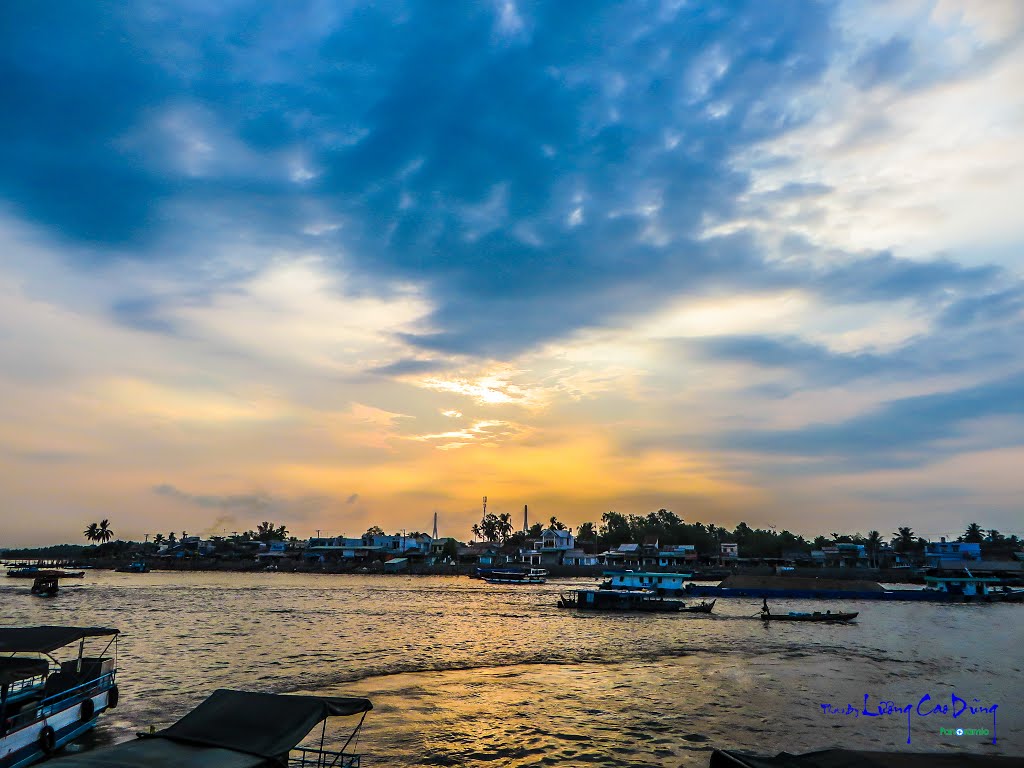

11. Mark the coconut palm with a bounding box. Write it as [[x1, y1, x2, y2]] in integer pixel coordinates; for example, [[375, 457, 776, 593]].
[[470, 523, 482, 542], [95, 519, 114, 543], [548, 516, 567, 531], [153, 533, 166, 547], [963, 522, 984, 544], [84, 522, 99, 542], [866, 530, 883, 568]]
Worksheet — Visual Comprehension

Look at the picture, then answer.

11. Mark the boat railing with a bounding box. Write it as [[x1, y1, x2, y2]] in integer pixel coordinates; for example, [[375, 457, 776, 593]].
[[4, 671, 116, 730], [290, 746, 361, 767]]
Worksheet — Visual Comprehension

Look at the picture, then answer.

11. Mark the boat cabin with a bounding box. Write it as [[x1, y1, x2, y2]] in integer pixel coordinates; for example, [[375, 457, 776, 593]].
[[923, 571, 1003, 599], [601, 571, 692, 593]]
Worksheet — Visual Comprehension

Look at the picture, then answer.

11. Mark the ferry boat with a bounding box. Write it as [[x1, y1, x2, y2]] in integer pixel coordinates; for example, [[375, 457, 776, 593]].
[[482, 568, 547, 584], [46, 689, 372, 768], [0, 626, 119, 768], [922, 568, 1004, 601], [559, 588, 714, 613], [28, 577, 59, 598], [599, 570, 693, 594]]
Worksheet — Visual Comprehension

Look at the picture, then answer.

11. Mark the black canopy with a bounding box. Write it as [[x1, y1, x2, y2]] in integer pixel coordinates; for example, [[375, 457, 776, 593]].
[[49, 689, 373, 768], [0, 626, 118, 653], [710, 748, 1023, 767], [157, 689, 372, 758], [0, 657, 49, 685]]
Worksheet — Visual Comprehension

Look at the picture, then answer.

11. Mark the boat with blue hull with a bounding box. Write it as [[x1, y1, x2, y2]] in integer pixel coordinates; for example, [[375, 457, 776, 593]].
[[683, 574, 1020, 602], [0, 627, 119, 768]]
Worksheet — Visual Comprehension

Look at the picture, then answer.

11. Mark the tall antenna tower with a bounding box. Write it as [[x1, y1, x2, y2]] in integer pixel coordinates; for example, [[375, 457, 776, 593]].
[[432, 511, 438, 540], [482, 496, 487, 517], [523, 504, 528, 532]]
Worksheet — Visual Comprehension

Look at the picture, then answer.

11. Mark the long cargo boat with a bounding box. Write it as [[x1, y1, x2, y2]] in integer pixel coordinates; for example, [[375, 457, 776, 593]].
[[683, 573, 1020, 602]]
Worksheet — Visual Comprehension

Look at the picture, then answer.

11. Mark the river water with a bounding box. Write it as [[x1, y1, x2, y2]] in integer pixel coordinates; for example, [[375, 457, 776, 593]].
[[2, 572, 1021, 765]]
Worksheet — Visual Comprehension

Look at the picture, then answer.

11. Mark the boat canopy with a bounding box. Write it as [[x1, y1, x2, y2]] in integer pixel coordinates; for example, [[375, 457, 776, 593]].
[[0, 657, 49, 685], [0, 626, 119, 653], [710, 748, 1021, 767], [49, 689, 373, 768]]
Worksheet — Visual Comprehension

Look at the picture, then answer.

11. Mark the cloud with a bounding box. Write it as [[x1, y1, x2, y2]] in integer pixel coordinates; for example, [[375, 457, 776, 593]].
[[719, 371, 1024, 467], [152, 484, 332, 520]]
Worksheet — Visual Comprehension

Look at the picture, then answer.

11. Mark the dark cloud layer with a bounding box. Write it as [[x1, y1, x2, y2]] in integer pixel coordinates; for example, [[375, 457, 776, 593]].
[[1, 0, 844, 355]]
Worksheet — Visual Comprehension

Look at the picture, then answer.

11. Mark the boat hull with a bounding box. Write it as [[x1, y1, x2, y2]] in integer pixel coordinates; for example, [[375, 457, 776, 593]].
[[760, 612, 858, 622], [1, 690, 114, 768]]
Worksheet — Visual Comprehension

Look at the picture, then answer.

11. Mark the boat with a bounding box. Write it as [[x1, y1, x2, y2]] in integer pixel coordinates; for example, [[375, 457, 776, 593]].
[[0, 626, 119, 768], [599, 570, 693, 594], [6, 569, 84, 580], [558, 588, 715, 613], [29, 577, 59, 598], [759, 610, 858, 622], [46, 689, 372, 768], [114, 562, 149, 574], [483, 568, 547, 584], [710, 746, 1021, 766]]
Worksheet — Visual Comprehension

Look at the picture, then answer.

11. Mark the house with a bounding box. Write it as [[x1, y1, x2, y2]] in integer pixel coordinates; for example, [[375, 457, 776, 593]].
[[925, 539, 981, 570], [560, 548, 600, 567], [601, 543, 642, 568], [255, 540, 290, 561], [303, 536, 384, 563], [656, 544, 697, 567], [720, 543, 738, 561]]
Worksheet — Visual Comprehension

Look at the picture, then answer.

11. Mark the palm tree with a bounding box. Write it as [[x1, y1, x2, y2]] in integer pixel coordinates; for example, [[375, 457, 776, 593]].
[[549, 516, 567, 531], [470, 523, 482, 542], [893, 526, 914, 553], [153, 533, 165, 547], [497, 513, 513, 543], [96, 519, 114, 543], [866, 530, 882, 568], [576, 522, 596, 542], [84, 522, 99, 542], [167, 532, 177, 544], [963, 523, 984, 544]]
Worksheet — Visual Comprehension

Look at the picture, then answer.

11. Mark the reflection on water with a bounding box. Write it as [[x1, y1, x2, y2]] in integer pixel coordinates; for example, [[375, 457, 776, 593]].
[[2, 572, 1021, 765]]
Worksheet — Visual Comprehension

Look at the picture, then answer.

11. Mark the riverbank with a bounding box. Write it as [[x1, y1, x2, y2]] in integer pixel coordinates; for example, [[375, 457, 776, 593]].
[[5, 557, 936, 583]]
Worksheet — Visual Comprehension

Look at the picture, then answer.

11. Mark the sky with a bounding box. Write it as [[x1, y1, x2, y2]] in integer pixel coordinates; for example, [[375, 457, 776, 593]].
[[1, 0, 1023, 548]]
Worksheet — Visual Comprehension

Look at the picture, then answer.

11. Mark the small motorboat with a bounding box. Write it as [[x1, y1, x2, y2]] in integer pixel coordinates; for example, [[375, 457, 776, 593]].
[[29, 576, 59, 597], [759, 610, 858, 622]]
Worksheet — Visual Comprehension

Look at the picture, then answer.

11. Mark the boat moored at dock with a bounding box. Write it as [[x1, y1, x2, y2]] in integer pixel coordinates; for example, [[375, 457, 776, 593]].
[[0, 626, 119, 768], [46, 689, 372, 768]]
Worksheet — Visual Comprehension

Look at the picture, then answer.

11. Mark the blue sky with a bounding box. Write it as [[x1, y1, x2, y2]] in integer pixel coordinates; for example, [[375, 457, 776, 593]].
[[1, 0, 1022, 546]]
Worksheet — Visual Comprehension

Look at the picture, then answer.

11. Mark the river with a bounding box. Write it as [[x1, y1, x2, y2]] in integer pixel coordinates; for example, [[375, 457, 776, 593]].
[[2, 571, 1021, 765]]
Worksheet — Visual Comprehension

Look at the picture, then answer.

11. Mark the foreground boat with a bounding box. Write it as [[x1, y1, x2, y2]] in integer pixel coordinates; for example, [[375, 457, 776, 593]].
[[559, 588, 715, 613], [0, 627, 119, 768], [710, 747, 1021, 766], [47, 689, 372, 768], [760, 611, 858, 623], [114, 562, 149, 574]]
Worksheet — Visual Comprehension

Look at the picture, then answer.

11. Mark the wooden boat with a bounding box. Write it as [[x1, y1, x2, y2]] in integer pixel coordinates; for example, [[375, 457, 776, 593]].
[[7, 568, 84, 579], [559, 588, 714, 614], [114, 562, 149, 574], [0, 626, 119, 768], [759, 610, 858, 622], [45, 689, 372, 768], [29, 577, 59, 597], [483, 568, 547, 584]]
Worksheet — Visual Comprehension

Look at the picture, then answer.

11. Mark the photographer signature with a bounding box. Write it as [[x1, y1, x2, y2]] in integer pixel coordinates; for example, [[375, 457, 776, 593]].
[[820, 693, 998, 745]]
